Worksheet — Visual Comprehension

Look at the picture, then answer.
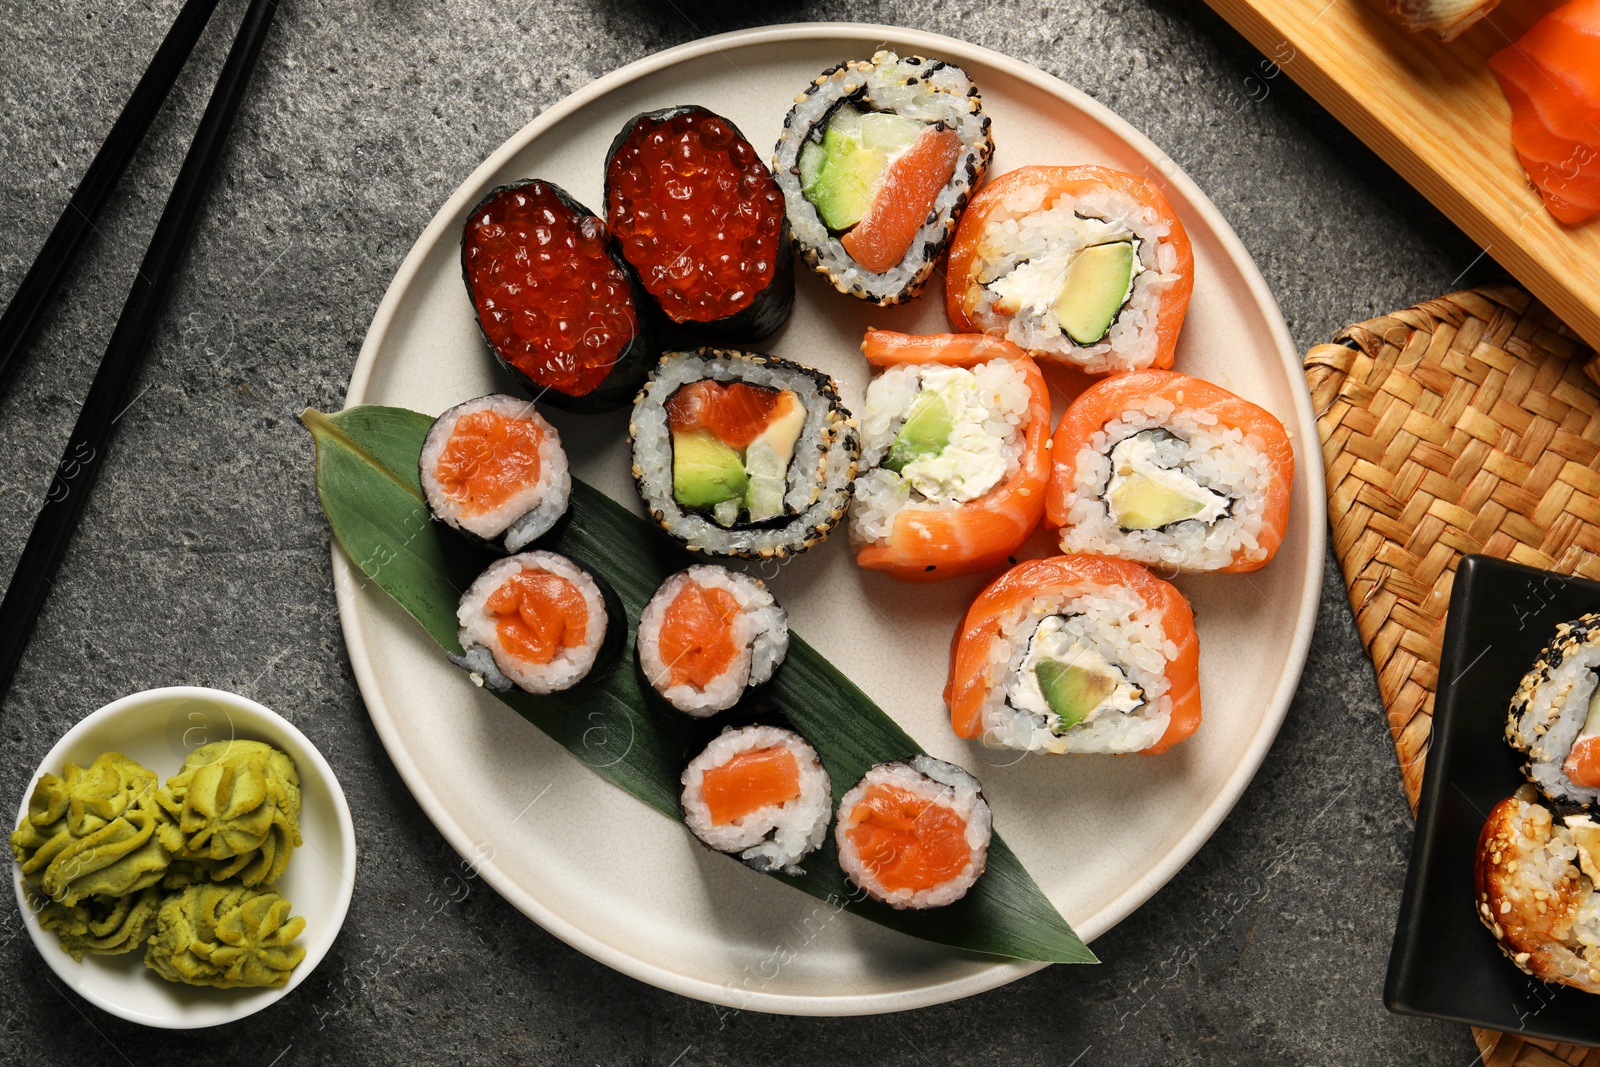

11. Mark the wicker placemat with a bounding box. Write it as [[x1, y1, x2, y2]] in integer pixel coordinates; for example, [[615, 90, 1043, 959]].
[[1303, 282, 1600, 1064]]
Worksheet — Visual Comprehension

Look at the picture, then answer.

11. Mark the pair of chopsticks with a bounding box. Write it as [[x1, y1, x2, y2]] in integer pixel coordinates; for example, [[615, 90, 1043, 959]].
[[0, 0, 280, 707]]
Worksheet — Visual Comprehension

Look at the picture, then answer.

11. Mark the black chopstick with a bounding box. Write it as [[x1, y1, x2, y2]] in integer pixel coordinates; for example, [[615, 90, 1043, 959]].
[[0, 0, 223, 393], [0, 0, 281, 708]]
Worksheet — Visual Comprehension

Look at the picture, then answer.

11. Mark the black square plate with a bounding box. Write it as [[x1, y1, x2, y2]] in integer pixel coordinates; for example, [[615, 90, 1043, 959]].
[[1386, 554, 1600, 1040]]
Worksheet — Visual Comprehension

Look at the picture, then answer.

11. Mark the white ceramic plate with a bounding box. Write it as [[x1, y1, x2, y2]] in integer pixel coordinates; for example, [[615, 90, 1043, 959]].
[[12, 686, 357, 1028], [334, 23, 1326, 1015]]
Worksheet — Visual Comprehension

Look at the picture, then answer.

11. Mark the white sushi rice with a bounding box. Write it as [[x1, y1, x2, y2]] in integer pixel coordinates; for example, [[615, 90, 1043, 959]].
[[637, 565, 789, 716], [420, 394, 571, 550], [959, 179, 1182, 374], [1058, 397, 1274, 573], [681, 725, 831, 875], [1507, 616, 1600, 806], [850, 359, 1032, 545], [453, 552, 607, 694], [774, 51, 992, 304], [978, 583, 1178, 755], [835, 756, 991, 909]]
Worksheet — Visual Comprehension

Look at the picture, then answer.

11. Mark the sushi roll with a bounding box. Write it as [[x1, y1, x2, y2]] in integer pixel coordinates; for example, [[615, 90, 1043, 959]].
[[605, 106, 793, 341], [1507, 614, 1600, 805], [420, 394, 571, 552], [449, 551, 620, 694], [945, 166, 1195, 374], [834, 756, 991, 909], [851, 330, 1050, 582], [681, 725, 831, 875], [637, 565, 789, 716], [629, 349, 858, 559], [1476, 785, 1600, 993], [1047, 370, 1294, 574], [774, 51, 993, 305], [462, 180, 655, 412], [947, 555, 1201, 755]]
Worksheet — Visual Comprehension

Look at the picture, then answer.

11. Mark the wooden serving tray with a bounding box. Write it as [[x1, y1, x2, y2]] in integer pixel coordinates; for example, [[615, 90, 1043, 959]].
[[1200, 0, 1600, 354]]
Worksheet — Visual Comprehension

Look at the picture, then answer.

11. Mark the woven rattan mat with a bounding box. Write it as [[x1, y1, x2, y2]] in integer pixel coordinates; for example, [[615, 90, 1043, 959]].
[[1304, 283, 1600, 1064]]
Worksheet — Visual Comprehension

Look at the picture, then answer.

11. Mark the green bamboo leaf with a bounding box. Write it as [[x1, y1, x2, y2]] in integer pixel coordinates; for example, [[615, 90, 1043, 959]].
[[304, 405, 1095, 965]]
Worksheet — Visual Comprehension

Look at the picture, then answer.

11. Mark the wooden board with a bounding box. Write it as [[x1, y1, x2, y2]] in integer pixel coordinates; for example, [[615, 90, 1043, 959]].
[[1199, 0, 1600, 351]]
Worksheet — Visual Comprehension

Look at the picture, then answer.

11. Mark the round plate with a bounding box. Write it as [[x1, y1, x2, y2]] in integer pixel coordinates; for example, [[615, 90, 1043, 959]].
[[335, 24, 1326, 1015], [12, 687, 357, 1028]]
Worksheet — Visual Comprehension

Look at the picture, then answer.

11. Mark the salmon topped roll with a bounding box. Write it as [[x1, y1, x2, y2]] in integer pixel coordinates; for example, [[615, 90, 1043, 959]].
[[835, 756, 991, 909], [851, 331, 1050, 582], [1048, 370, 1293, 574], [449, 551, 620, 694], [420, 395, 570, 552], [637, 566, 789, 716], [681, 725, 831, 875], [947, 555, 1200, 754], [946, 166, 1194, 374], [1507, 614, 1600, 806]]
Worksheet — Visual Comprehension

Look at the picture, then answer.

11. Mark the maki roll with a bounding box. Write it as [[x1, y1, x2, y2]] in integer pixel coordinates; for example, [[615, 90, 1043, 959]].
[[947, 555, 1201, 755], [681, 725, 831, 875], [420, 394, 570, 551], [851, 330, 1050, 582], [462, 179, 655, 411], [1507, 614, 1600, 805], [638, 565, 789, 716], [450, 551, 620, 694], [605, 106, 793, 341], [774, 51, 993, 305], [946, 166, 1194, 374], [835, 756, 991, 909], [630, 349, 858, 559], [1476, 786, 1600, 993], [1047, 370, 1294, 574]]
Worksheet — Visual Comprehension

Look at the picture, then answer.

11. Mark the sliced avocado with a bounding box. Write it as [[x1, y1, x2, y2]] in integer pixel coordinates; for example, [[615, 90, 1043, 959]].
[[1036, 661, 1116, 732], [743, 441, 789, 522], [801, 107, 887, 232], [859, 111, 923, 153], [884, 391, 953, 473], [672, 428, 748, 509], [1055, 241, 1136, 345], [1110, 472, 1207, 530]]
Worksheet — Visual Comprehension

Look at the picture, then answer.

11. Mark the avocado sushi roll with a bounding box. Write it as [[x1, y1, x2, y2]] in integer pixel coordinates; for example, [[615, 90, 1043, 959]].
[[774, 51, 993, 306], [605, 106, 793, 341], [420, 394, 570, 552], [629, 349, 858, 559], [681, 725, 831, 875], [1507, 614, 1600, 806], [461, 180, 655, 412], [638, 565, 789, 716]]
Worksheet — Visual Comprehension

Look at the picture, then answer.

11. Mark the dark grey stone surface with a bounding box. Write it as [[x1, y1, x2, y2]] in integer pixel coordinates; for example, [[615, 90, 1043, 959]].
[[0, 0, 1498, 1063]]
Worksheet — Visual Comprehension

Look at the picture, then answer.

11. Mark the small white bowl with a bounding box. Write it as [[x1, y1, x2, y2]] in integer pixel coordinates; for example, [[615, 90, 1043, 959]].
[[10, 686, 356, 1028]]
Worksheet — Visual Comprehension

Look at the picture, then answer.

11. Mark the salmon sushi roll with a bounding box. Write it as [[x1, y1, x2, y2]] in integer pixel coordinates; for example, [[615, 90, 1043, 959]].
[[1506, 614, 1600, 806], [1047, 370, 1293, 574], [637, 566, 789, 716], [420, 395, 570, 552], [681, 725, 831, 875], [851, 330, 1050, 582], [835, 756, 991, 909], [774, 51, 993, 305], [946, 166, 1194, 374], [449, 551, 620, 694], [946, 555, 1201, 755]]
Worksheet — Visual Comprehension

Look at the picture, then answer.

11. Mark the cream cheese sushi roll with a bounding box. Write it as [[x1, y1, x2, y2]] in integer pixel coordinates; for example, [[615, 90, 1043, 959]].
[[835, 756, 991, 909], [637, 565, 789, 716], [420, 394, 571, 552], [449, 551, 619, 694], [681, 725, 831, 875], [1507, 614, 1600, 806]]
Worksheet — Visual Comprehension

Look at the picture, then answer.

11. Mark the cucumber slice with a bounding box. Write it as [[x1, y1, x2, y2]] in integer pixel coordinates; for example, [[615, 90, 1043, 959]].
[[743, 441, 788, 522], [859, 111, 923, 153], [1055, 241, 1137, 345]]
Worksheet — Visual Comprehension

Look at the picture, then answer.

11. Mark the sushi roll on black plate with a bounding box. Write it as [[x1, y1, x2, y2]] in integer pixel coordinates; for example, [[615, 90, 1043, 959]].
[[1507, 613, 1600, 805], [449, 550, 622, 694], [773, 51, 993, 306], [461, 179, 656, 412], [605, 106, 794, 342], [629, 348, 858, 559], [681, 724, 831, 875], [637, 565, 789, 717], [420, 394, 571, 552]]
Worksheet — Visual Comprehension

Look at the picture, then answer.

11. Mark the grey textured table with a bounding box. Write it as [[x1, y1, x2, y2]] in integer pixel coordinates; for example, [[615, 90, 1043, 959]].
[[0, 1, 1493, 1063]]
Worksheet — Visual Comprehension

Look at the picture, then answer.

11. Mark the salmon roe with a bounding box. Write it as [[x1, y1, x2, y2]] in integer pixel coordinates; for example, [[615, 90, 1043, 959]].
[[463, 182, 638, 396], [606, 108, 785, 324]]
